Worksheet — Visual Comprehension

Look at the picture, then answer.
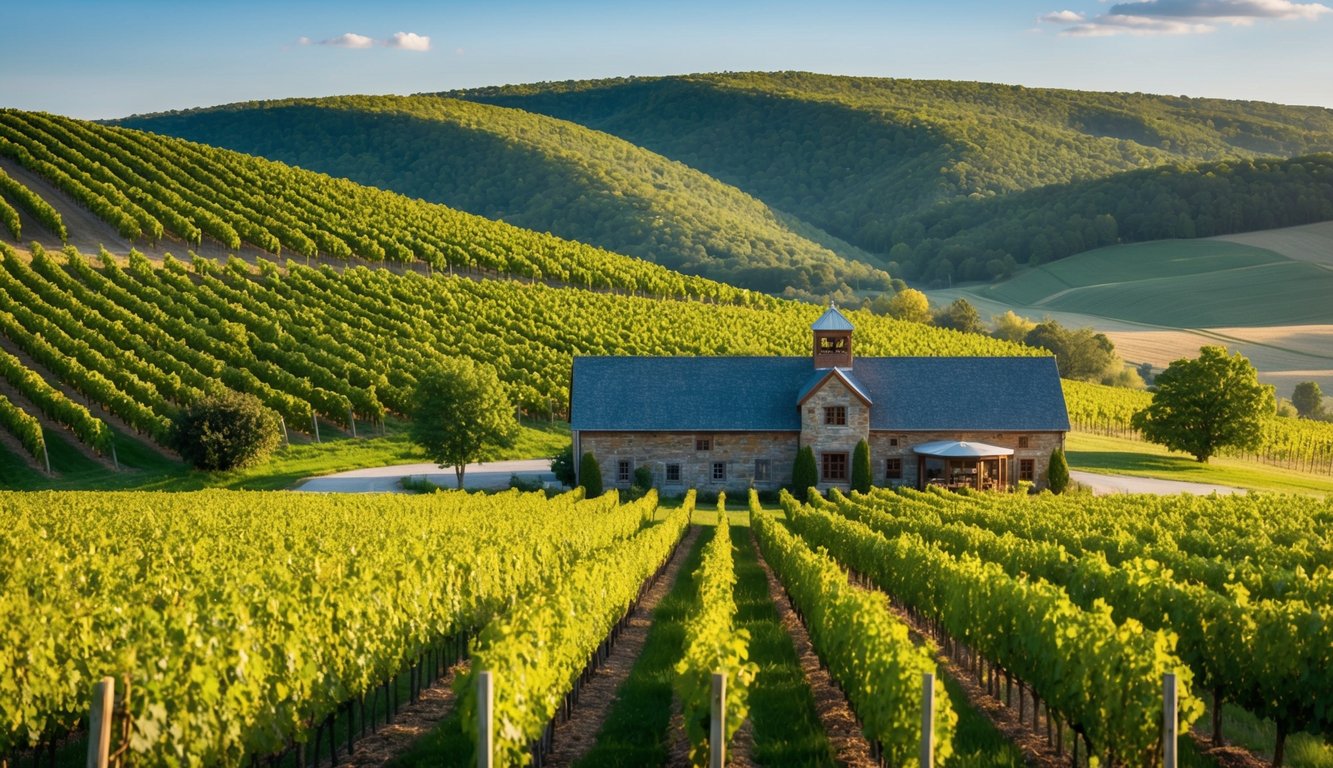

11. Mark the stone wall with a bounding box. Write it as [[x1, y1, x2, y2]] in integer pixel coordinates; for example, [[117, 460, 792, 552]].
[[578, 428, 1064, 492], [868, 430, 1065, 489], [578, 431, 800, 492], [799, 375, 870, 490]]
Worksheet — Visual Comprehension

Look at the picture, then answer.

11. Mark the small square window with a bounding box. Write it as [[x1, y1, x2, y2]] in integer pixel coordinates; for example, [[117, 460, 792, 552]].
[[666, 464, 681, 483], [617, 460, 632, 484], [754, 459, 771, 482], [696, 437, 712, 451], [821, 452, 848, 482], [1018, 436, 1030, 449], [885, 458, 902, 479], [889, 437, 899, 447], [712, 462, 727, 481], [824, 406, 847, 425], [1019, 459, 1035, 481]]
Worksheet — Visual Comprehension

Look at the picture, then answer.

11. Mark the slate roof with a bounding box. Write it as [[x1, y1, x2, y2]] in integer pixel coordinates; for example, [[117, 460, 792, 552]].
[[571, 356, 1070, 432], [797, 368, 873, 405], [810, 304, 855, 331]]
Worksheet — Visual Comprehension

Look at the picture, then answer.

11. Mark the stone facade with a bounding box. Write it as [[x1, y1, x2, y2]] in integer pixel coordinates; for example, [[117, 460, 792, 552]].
[[868, 430, 1065, 489], [578, 430, 800, 493], [578, 426, 1065, 494], [800, 374, 870, 490], [571, 305, 1068, 495]]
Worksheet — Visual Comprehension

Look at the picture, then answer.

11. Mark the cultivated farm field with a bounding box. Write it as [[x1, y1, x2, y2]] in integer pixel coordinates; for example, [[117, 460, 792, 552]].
[[932, 223, 1333, 398]]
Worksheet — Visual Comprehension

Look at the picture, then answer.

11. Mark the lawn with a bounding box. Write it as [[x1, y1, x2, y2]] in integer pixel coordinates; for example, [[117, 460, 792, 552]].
[[0, 418, 570, 492], [1065, 430, 1333, 495], [963, 237, 1333, 327]]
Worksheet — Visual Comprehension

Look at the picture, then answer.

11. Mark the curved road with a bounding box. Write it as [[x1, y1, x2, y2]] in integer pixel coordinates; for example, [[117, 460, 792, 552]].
[[1069, 470, 1245, 496], [295, 459, 557, 493], [293, 461, 1244, 496]]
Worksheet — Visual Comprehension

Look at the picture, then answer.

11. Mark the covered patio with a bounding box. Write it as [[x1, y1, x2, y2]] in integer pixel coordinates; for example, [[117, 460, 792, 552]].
[[914, 440, 1014, 491]]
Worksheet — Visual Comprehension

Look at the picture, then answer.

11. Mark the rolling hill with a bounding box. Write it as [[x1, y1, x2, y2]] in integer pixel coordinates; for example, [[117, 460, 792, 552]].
[[0, 106, 1040, 483], [115, 95, 889, 298], [927, 221, 1333, 397], [440, 72, 1333, 282], [116, 73, 1333, 294]]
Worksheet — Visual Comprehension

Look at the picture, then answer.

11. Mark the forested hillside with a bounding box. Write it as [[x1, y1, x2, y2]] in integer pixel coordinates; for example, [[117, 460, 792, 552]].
[[115, 96, 889, 297], [444, 72, 1333, 284]]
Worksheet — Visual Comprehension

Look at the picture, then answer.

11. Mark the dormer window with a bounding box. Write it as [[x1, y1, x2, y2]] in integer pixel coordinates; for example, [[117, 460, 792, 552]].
[[824, 405, 846, 425]]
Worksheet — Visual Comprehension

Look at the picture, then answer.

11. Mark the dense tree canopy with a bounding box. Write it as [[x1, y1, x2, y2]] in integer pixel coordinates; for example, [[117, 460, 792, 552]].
[[886, 288, 932, 324], [118, 96, 889, 299], [1130, 347, 1274, 462], [408, 359, 519, 486], [121, 75, 1333, 296], [1292, 382, 1325, 419], [171, 391, 280, 471], [934, 298, 985, 335], [442, 73, 1333, 283], [1024, 321, 1117, 382]]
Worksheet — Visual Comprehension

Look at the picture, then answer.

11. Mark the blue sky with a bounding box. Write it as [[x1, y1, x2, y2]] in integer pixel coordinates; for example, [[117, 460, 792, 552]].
[[3, 0, 1331, 119]]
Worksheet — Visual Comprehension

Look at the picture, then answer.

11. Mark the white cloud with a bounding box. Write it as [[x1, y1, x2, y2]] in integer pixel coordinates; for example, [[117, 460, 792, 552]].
[[1040, 0, 1328, 34], [386, 31, 431, 51], [1040, 10, 1088, 22], [299, 31, 431, 51], [318, 32, 375, 49]]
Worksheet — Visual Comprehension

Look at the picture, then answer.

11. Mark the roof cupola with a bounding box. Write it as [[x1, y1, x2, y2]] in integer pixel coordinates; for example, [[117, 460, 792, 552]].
[[811, 303, 854, 369]]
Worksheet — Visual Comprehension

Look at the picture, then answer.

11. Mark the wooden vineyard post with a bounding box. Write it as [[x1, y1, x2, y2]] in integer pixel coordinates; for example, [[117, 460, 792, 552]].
[[1163, 673, 1178, 768], [41, 430, 50, 474], [477, 671, 494, 768], [710, 672, 726, 768], [348, 407, 357, 438], [279, 415, 288, 447], [312, 412, 321, 443], [87, 676, 114, 768], [110, 441, 119, 472], [921, 672, 936, 768]]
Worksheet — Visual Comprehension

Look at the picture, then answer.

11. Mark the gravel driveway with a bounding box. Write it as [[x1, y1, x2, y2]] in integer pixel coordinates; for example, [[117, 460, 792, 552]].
[[1070, 470, 1246, 496], [295, 459, 558, 493]]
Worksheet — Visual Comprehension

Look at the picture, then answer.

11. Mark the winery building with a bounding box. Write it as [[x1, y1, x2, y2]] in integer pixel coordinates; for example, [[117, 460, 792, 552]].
[[570, 305, 1069, 493]]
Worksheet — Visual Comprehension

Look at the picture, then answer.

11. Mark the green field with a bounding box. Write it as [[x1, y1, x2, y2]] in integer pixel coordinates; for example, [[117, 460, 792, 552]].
[[968, 238, 1333, 327], [0, 419, 569, 492], [1066, 431, 1333, 495]]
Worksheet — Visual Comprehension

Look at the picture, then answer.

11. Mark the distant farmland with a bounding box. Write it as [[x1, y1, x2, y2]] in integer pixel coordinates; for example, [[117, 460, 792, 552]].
[[930, 222, 1333, 398]]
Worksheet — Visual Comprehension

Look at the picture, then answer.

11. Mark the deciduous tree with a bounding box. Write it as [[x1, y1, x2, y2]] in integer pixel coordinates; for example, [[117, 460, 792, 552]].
[[171, 391, 280, 471], [409, 358, 519, 487], [886, 288, 932, 324], [1130, 347, 1273, 463], [934, 298, 985, 334], [1292, 381, 1324, 419]]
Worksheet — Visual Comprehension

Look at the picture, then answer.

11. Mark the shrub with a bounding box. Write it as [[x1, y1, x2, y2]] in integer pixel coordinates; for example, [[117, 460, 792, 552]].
[[791, 445, 818, 501], [851, 439, 872, 493], [1047, 447, 1070, 494], [172, 391, 281, 471], [632, 465, 654, 492], [550, 443, 576, 487], [579, 451, 603, 497]]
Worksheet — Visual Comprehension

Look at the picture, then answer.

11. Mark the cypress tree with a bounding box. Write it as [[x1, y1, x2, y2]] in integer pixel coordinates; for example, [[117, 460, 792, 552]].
[[851, 439, 872, 493], [1047, 447, 1070, 494], [579, 451, 604, 497], [792, 445, 818, 501]]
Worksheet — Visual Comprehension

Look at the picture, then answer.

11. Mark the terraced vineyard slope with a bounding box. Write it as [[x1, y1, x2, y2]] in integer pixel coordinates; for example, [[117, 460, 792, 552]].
[[116, 96, 888, 297]]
